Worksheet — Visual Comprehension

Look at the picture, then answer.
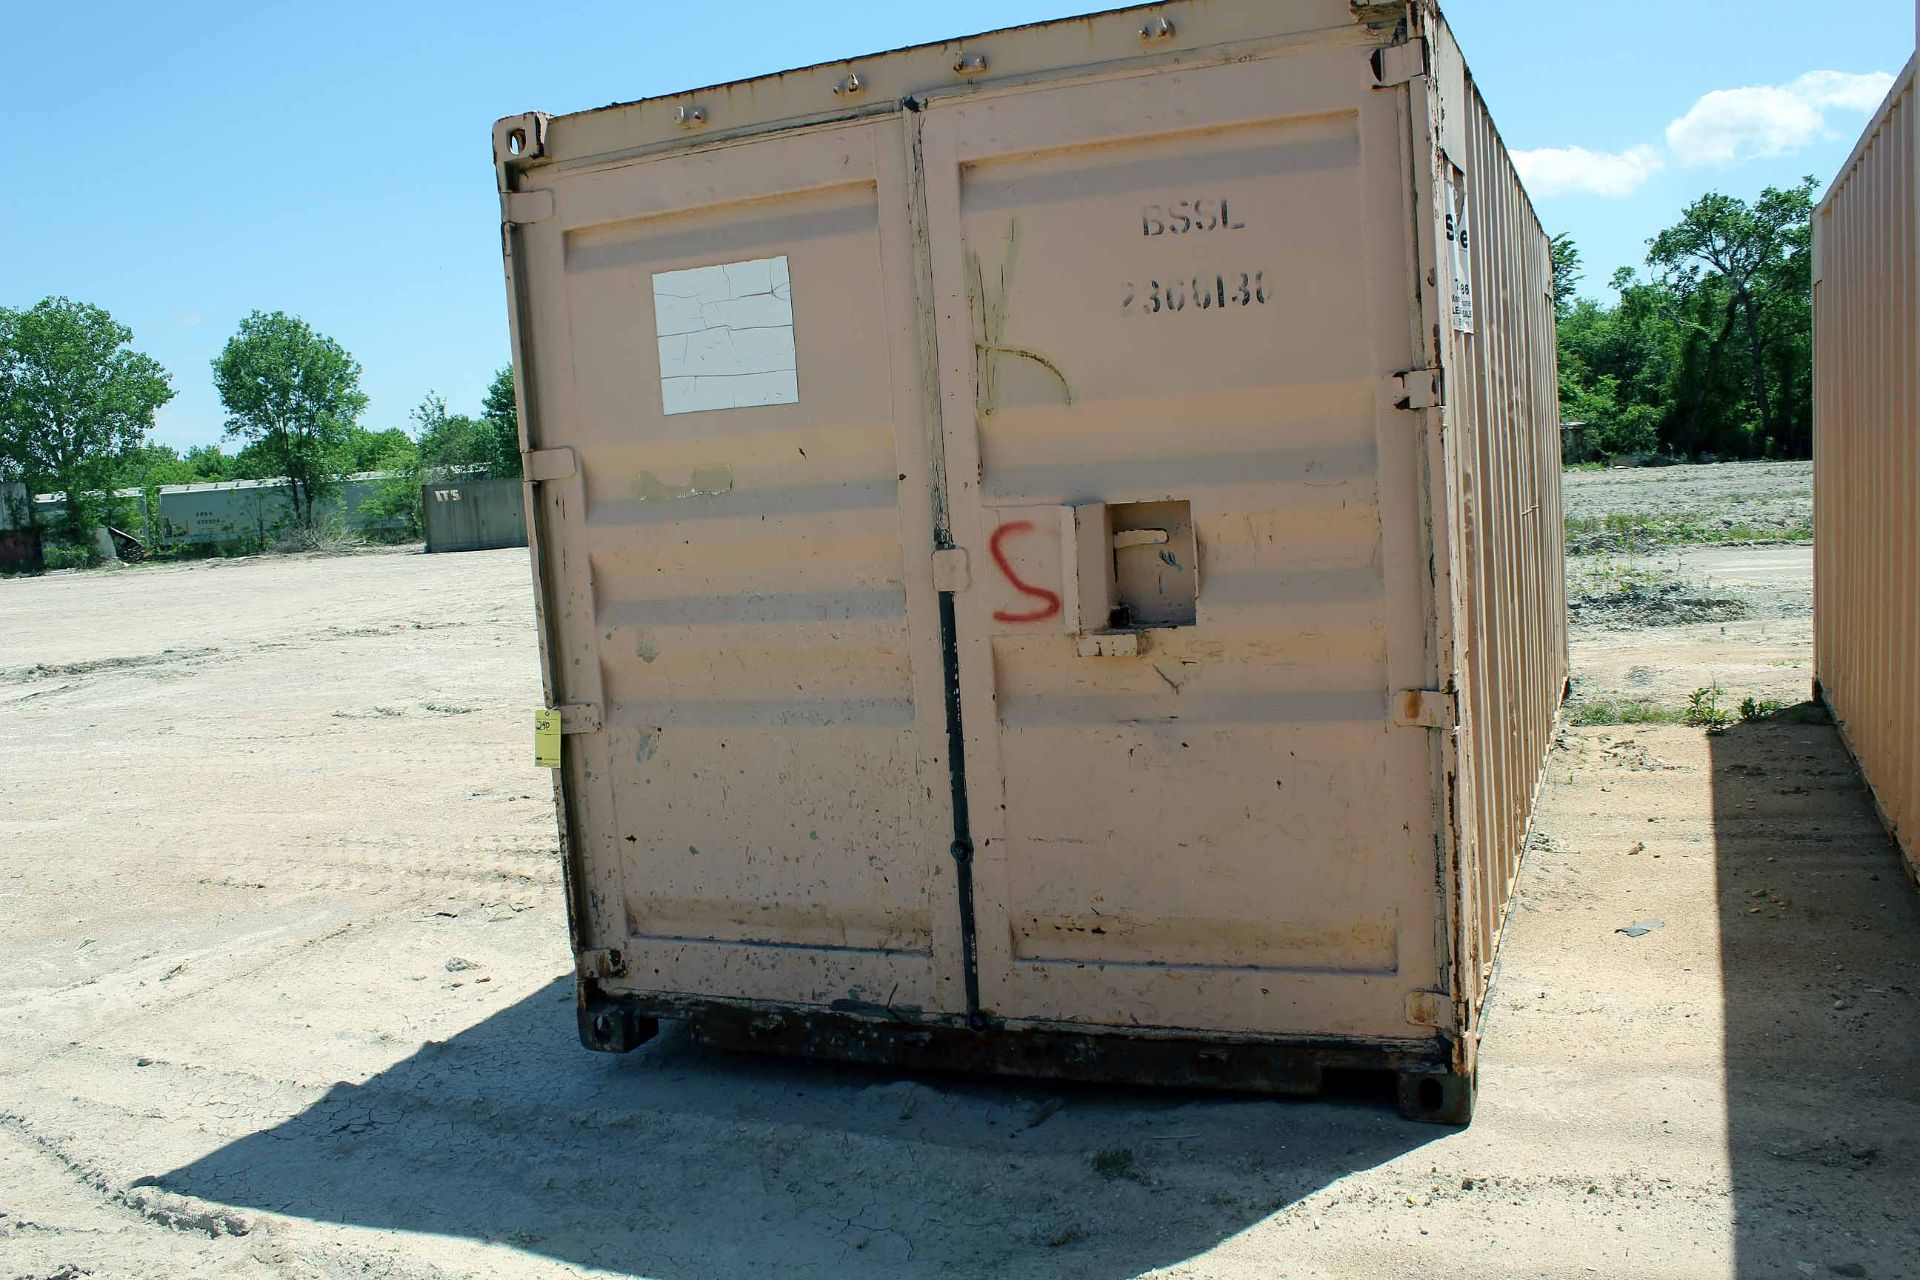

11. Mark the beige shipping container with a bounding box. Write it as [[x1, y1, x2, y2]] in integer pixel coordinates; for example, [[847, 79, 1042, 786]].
[[1813, 49, 1920, 882], [494, 0, 1565, 1124]]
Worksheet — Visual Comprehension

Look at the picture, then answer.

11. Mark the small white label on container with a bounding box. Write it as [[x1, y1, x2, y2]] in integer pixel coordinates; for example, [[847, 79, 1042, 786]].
[[1445, 173, 1474, 335], [652, 255, 798, 415]]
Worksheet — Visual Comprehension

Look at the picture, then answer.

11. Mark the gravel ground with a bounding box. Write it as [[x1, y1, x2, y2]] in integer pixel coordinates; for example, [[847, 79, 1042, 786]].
[[1566, 461, 1815, 632], [1563, 460, 1813, 542], [2, 530, 1916, 1279]]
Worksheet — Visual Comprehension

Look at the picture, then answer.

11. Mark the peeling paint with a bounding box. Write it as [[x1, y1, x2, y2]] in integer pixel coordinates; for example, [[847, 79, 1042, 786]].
[[632, 466, 735, 502]]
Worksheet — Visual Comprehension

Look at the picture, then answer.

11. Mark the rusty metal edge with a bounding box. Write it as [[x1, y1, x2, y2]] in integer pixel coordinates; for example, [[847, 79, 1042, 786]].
[[584, 987, 1465, 1115], [548, 2, 1409, 127]]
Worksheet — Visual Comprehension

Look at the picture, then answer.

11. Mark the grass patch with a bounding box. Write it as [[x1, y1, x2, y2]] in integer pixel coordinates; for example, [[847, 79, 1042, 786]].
[[1565, 688, 1831, 729], [1565, 510, 1813, 554], [1567, 697, 1687, 727]]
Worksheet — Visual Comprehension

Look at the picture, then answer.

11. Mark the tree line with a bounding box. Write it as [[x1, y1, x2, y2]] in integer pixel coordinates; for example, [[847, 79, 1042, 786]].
[[1554, 178, 1816, 462], [0, 302, 518, 555], [0, 179, 1821, 564]]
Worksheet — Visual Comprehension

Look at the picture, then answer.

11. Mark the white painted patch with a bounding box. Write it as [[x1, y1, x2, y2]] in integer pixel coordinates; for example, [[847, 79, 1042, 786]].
[[652, 256, 798, 415]]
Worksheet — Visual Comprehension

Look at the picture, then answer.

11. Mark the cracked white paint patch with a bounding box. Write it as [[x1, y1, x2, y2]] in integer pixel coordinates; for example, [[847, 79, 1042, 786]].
[[652, 255, 798, 415]]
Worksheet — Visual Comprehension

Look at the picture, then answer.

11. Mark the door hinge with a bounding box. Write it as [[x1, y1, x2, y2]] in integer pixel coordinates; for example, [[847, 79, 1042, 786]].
[[932, 547, 971, 593], [1383, 368, 1443, 411], [504, 189, 555, 226], [1406, 988, 1456, 1030], [1394, 688, 1456, 730], [556, 702, 603, 734], [1371, 37, 1428, 87], [523, 447, 577, 481]]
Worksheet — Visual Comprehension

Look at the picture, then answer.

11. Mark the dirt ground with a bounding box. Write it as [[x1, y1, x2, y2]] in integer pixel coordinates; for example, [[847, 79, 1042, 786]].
[[1563, 460, 1814, 544], [3, 462, 1917, 1279]]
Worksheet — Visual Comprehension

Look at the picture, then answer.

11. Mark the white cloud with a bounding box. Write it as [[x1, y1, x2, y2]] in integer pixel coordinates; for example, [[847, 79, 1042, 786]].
[[1512, 144, 1667, 198], [1666, 70, 1895, 167], [1792, 69, 1899, 112], [1515, 68, 1895, 200]]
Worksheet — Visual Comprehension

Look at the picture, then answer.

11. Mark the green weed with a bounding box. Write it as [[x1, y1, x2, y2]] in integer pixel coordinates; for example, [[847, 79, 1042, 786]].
[[1566, 697, 1687, 727], [1685, 682, 1734, 733]]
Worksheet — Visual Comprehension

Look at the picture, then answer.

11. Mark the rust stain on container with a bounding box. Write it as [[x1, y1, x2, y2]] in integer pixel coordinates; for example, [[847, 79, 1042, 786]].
[[1814, 52, 1920, 881], [494, 0, 1564, 1125]]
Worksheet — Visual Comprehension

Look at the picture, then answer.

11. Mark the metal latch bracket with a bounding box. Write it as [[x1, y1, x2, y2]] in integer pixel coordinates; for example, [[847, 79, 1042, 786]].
[[1406, 988, 1456, 1030], [1394, 688, 1456, 730], [504, 189, 555, 226], [524, 447, 577, 482], [1372, 38, 1429, 87], [556, 702, 603, 735], [577, 948, 626, 980], [1383, 368, 1443, 411]]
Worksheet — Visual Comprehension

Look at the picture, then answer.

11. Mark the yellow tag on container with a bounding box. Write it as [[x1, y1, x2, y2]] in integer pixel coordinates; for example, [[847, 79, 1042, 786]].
[[533, 708, 562, 769]]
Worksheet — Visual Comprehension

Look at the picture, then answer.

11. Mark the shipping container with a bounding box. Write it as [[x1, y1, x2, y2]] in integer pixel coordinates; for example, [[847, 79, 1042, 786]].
[[0, 481, 44, 574], [423, 476, 530, 553], [1814, 49, 1920, 882], [495, 0, 1565, 1123]]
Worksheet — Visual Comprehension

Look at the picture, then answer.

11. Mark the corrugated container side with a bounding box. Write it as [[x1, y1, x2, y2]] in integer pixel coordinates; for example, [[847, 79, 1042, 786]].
[[1815, 56, 1920, 878], [1426, 15, 1568, 1042]]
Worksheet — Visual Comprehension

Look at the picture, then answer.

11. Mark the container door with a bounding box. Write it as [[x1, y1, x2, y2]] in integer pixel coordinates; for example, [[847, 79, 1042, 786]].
[[511, 120, 966, 1017], [921, 49, 1442, 1038]]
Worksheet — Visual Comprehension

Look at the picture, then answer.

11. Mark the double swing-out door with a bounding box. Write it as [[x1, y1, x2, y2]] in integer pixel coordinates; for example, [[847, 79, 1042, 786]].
[[521, 48, 1442, 1044]]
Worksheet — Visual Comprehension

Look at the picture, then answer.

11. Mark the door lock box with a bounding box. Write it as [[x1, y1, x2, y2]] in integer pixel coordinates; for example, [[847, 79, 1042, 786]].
[[1067, 500, 1198, 647]]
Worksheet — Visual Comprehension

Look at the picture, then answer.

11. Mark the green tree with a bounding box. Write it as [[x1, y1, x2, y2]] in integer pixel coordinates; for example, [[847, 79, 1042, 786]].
[[1549, 232, 1582, 318], [211, 310, 368, 530], [1558, 268, 1680, 458], [481, 366, 522, 478], [115, 442, 242, 490], [0, 297, 173, 545], [183, 443, 239, 481], [116, 441, 196, 489], [337, 424, 414, 474], [1551, 180, 1818, 464], [358, 434, 425, 542], [412, 392, 486, 474], [1648, 179, 1817, 457]]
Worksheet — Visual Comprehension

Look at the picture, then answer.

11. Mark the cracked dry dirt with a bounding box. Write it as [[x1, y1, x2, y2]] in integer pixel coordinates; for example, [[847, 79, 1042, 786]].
[[3, 498, 1917, 1278]]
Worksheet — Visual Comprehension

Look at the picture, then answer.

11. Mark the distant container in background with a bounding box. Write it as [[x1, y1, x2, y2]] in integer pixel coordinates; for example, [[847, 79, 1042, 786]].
[[0, 481, 44, 574], [495, 0, 1566, 1123], [1813, 50, 1920, 881], [422, 476, 529, 553]]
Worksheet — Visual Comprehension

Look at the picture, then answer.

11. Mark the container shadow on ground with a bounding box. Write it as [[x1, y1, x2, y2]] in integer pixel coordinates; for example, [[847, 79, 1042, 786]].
[[1710, 709, 1920, 1278], [154, 984, 1435, 1279]]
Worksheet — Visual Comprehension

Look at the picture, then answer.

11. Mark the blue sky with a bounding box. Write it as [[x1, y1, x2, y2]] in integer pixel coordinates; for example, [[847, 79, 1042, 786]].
[[6, 2, 1911, 450]]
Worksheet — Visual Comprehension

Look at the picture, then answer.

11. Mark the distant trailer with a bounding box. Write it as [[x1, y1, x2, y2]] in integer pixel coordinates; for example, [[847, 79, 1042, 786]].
[[1813, 35, 1920, 882], [34, 473, 415, 550], [422, 477, 528, 553]]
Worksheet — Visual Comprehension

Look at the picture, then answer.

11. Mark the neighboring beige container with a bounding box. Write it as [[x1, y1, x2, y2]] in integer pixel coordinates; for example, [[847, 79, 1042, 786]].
[[494, 0, 1565, 1123], [1814, 51, 1920, 882]]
